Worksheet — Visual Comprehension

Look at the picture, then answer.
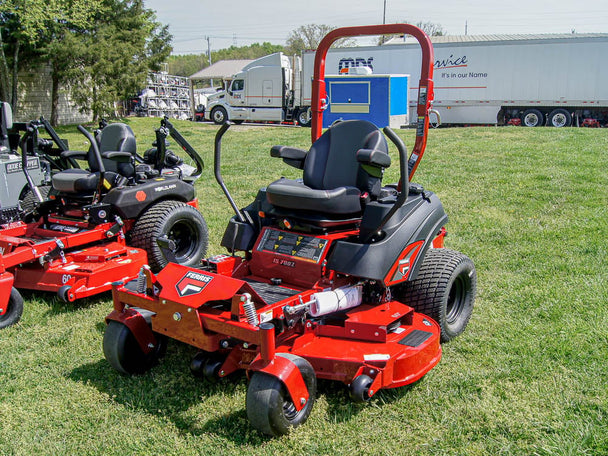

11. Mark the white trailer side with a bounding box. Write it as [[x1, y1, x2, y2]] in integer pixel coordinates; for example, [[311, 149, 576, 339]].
[[303, 34, 608, 126]]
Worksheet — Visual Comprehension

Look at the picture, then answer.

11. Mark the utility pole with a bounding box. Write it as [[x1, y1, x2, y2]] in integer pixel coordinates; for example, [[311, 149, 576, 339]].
[[380, 0, 387, 44], [383, 0, 386, 24], [205, 36, 213, 87]]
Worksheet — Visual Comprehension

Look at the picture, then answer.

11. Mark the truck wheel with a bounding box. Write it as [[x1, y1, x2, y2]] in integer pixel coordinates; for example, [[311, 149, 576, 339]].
[[521, 109, 544, 127], [297, 108, 311, 127], [211, 106, 228, 125], [0, 288, 24, 330], [393, 249, 476, 343], [547, 109, 572, 127], [246, 353, 316, 436], [103, 320, 167, 375], [130, 200, 208, 272]]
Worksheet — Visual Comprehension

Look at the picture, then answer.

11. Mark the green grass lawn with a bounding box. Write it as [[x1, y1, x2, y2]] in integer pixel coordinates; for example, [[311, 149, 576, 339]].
[[0, 120, 607, 455]]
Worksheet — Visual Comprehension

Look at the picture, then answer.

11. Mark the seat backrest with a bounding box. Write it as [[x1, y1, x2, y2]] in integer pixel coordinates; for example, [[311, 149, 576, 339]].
[[303, 120, 388, 193], [89, 123, 137, 176], [0, 102, 13, 152]]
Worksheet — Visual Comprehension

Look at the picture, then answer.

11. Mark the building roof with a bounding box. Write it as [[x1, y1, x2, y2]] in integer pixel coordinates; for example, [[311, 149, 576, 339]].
[[189, 59, 254, 80], [386, 33, 608, 45]]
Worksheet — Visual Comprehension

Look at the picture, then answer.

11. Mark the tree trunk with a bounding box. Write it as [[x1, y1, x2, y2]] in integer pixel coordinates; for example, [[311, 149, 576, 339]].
[[50, 67, 60, 126], [10, 41, 20, 116]]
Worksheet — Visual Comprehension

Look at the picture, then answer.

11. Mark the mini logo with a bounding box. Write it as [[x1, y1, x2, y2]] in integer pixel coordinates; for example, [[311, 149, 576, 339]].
[[175, 271, 213, 297]]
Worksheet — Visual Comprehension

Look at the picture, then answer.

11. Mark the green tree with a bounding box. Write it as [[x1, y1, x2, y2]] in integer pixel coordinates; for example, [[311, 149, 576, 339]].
[[0, 0, 170, 124], [168, 54, 208, 77], [285, 24, 355, 55], [0, 0, 97, 116], [67, 0, 172, 121]]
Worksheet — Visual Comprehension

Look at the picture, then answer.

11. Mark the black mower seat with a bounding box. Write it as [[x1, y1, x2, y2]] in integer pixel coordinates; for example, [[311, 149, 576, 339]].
[[266, 120, 389, 216], [52, 169, 100, 193], [51, 123, 137, 193]]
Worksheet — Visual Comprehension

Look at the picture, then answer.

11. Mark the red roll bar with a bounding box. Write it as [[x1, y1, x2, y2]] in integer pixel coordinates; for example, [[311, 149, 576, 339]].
[[311, 24, 434, 180]]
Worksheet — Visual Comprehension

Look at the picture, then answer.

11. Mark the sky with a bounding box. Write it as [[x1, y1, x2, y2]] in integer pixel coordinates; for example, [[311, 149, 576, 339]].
[[143, 0, 608, 55]]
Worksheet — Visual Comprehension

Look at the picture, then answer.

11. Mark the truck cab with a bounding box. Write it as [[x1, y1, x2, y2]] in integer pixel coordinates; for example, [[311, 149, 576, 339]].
[[205, 53, 309, 125]]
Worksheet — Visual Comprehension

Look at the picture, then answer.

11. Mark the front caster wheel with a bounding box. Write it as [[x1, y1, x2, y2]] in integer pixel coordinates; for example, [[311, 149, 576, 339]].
[[246, 353, 316, 436], [190, 352, 224, 381], [350, 374, 373, 403], [103, 320, 166, 375], [0, 288, 24, 330]]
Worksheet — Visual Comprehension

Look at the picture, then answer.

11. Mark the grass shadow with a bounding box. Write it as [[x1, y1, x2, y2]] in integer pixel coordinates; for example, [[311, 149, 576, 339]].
[[19, 289, 111, 318], [68, 340, 270, 443]]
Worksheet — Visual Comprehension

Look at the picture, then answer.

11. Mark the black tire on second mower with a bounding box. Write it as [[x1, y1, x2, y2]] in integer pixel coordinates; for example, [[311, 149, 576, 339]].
[[103, 320, 167, 375], [129, 200, 208, 272], [246, 353, 317, 436], [0, 288, 24, 330], [394, 249, 476, 343]]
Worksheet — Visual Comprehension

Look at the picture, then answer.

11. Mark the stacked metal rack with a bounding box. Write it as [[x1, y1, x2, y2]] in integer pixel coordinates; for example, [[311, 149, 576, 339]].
[[139, 72, 192, 120]]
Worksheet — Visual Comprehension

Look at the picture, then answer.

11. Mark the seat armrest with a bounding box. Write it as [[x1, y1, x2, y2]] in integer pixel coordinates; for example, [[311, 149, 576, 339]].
[[102, 151, 133, 162], [270, 145, 308, 170], [60, 150, 87, 159], [357, 148, 391, 168]]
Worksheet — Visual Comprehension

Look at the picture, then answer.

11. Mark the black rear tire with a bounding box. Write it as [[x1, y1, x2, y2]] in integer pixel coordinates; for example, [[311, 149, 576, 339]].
[[246, 353, 316, 436], [0, 288, 24, 330], [103, 320, 166, 375], [130, 200, 208, 272], [394, 249, 476, 342]]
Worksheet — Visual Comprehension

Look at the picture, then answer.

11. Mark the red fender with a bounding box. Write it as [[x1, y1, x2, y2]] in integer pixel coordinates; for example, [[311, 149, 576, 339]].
[[105, 307, 157, 355], [249, 353, 310, 412], [0, 272, 15, 316]]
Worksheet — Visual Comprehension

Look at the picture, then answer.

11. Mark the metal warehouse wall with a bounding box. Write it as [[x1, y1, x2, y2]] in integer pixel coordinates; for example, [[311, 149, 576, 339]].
[[16, 64, 92, 125]]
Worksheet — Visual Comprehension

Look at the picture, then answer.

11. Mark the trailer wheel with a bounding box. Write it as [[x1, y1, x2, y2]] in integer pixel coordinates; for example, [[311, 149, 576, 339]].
[[211, 106, 228, 125], [394, 249, 476, 343], [130, 200, 208, 272], [0, 288, 24, 330], [521, 109, 544, 127], [103, 320, 167, 375], [548, 109, 572, 127], [246, 353, 316, 436]]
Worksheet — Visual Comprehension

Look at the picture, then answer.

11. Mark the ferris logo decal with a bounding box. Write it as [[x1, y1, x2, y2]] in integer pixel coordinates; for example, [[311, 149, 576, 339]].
[[175, 271, 213, 297]]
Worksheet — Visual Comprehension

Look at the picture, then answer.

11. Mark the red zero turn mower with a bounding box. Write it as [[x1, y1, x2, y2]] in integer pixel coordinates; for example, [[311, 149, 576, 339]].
[[0, 118, 208, 329], [103, 24, 476, 436]]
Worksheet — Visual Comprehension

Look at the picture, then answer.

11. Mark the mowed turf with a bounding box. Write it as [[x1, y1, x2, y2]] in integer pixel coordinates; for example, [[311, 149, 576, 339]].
[[0, 119, 606, 455]]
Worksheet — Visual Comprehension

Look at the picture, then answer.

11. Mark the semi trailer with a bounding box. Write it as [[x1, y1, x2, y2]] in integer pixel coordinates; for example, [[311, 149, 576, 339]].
[[206, 33, 608, 127], [306, 33, 608, 127]]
